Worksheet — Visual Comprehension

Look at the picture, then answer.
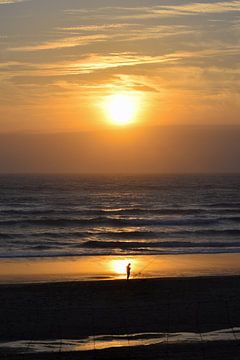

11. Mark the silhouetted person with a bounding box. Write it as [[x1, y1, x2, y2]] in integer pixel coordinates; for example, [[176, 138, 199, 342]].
[[126, 263, 131, 280]]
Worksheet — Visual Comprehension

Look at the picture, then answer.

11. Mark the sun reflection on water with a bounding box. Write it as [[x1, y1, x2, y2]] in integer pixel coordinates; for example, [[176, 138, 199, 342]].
[[1, 254, 240, 283]]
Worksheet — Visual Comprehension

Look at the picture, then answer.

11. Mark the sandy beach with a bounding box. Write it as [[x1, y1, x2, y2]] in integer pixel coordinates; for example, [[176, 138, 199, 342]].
[[0, 275, 239, 359]]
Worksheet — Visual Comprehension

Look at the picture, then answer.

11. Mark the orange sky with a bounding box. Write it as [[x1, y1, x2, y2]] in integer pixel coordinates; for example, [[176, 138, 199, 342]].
[[0, 1, 239, 173], [0, 126, 239, 173], [0, 0, 239, 133]]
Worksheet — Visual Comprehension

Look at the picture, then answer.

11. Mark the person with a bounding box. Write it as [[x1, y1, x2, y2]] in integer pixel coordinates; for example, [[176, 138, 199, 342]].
[[126, 263, 131, 280]]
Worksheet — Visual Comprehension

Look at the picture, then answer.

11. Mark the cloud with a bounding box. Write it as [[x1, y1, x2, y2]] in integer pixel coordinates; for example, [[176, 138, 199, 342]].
[[1, 52, 181, 83], [57, 24, 134, 32], [65, 1, 240, 20], [134, 1, 240, 19], [116, 25, 195, 42], [167, 1, 240, 14], [59, 47, 240, 76], [57, 22, 195, 44], [9, 34, 108, 52], [4, 46, 239, 85], [66, 52, 181, 74], [0, 0, 26, 4], [0, 61, 29, 69]]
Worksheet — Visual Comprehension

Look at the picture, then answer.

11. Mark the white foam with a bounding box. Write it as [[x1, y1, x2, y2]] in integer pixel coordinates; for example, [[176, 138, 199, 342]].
[[1, 327, 239, 354]]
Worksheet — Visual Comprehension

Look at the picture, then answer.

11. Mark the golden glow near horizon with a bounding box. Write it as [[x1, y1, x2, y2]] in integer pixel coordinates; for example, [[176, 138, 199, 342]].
[[110, 259, 134, 275], [105, 93, 139, 126]]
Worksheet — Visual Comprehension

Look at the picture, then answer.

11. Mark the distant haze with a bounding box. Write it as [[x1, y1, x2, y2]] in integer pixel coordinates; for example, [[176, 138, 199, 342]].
[[0, 126, 239, 174]]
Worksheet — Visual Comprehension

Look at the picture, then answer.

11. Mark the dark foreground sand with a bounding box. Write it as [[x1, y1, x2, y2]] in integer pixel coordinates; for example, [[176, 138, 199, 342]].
[[0, 276, 240, 359]]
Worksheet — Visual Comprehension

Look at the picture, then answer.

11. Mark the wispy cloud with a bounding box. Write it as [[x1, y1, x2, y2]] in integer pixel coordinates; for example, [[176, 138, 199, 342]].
[[0, 61, 27, 68], [53, 73, 159, 94], [8, 23, 195, 53], [0, 0, 27, 4], [4, 46, 239, 83], [66, 52, 181, 74], [1, 52, 181, 80], [65, 1, 240, 20], [117, 25, 195, 42], [57, 23, 194, 42], [9, 35, 108, 52], [166, 1, 240, 14], [57, 24, 134, 32]]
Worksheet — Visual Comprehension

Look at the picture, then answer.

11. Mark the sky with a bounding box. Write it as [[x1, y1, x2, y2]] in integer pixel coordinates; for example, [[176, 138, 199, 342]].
[[0, 0, 239, 173]]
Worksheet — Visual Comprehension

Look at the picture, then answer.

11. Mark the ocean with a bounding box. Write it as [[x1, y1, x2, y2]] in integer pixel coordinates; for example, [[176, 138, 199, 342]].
[[0, 174, 239, 258]]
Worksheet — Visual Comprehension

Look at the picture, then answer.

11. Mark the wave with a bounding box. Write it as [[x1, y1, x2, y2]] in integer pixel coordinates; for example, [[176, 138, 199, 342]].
[[31, 232, 88, 239], [0, 175, 240, 258], [97, 228, 240, 238], [105, 208, 205, 215], [0, 233, 19, 239], [0, 216, 221, 228], [1, 207, 240, 217], [82, 240, 240, 249], [2, 328, 239, 354], [225, 217, 240, 223], [30, 244, 56, 250], [1, 247, 240, 259], [217, 209, 240, 214], [2, 228, 240, 244], [182, 229, 240, 237], [0, 209, 57, 215], [208, 202, 240, 208]]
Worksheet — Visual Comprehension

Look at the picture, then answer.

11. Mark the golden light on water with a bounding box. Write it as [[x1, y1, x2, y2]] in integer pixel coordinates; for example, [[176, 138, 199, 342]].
[[0, 255, 240, 283], [105, 93, 139, 126]]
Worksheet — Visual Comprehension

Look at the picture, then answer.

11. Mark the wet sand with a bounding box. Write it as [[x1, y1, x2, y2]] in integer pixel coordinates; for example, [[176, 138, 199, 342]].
[[0, 276, 240, 359], [1, 253, 240, 283]]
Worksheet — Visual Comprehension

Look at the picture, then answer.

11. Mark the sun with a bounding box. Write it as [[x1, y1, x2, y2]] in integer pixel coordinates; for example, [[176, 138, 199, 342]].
[[111, 260, 130, 274], [105, 93, 139, 126], [110, 259, 135, 276]]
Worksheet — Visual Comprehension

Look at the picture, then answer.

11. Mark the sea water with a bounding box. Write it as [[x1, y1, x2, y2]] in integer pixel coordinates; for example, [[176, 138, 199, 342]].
[[0, 174, 239, 259]]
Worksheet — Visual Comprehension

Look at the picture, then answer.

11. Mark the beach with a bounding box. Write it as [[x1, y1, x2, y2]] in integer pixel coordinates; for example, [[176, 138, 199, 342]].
[[0, 275, 240, 359], [0, 175, 240, 359]]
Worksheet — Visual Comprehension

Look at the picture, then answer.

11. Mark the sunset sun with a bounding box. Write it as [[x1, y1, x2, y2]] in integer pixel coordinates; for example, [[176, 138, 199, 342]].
[[105, 93, 139, 125], [111, 259, 130, 274]]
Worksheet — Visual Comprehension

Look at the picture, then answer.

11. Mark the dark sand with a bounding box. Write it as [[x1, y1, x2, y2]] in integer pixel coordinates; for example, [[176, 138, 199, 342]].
[[0, 276, 240, 359]]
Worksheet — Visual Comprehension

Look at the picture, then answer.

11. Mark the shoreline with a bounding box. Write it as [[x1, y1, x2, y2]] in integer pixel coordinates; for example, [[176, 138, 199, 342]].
[[1, 273, 240, 288], [0, 253, 240, 284]]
